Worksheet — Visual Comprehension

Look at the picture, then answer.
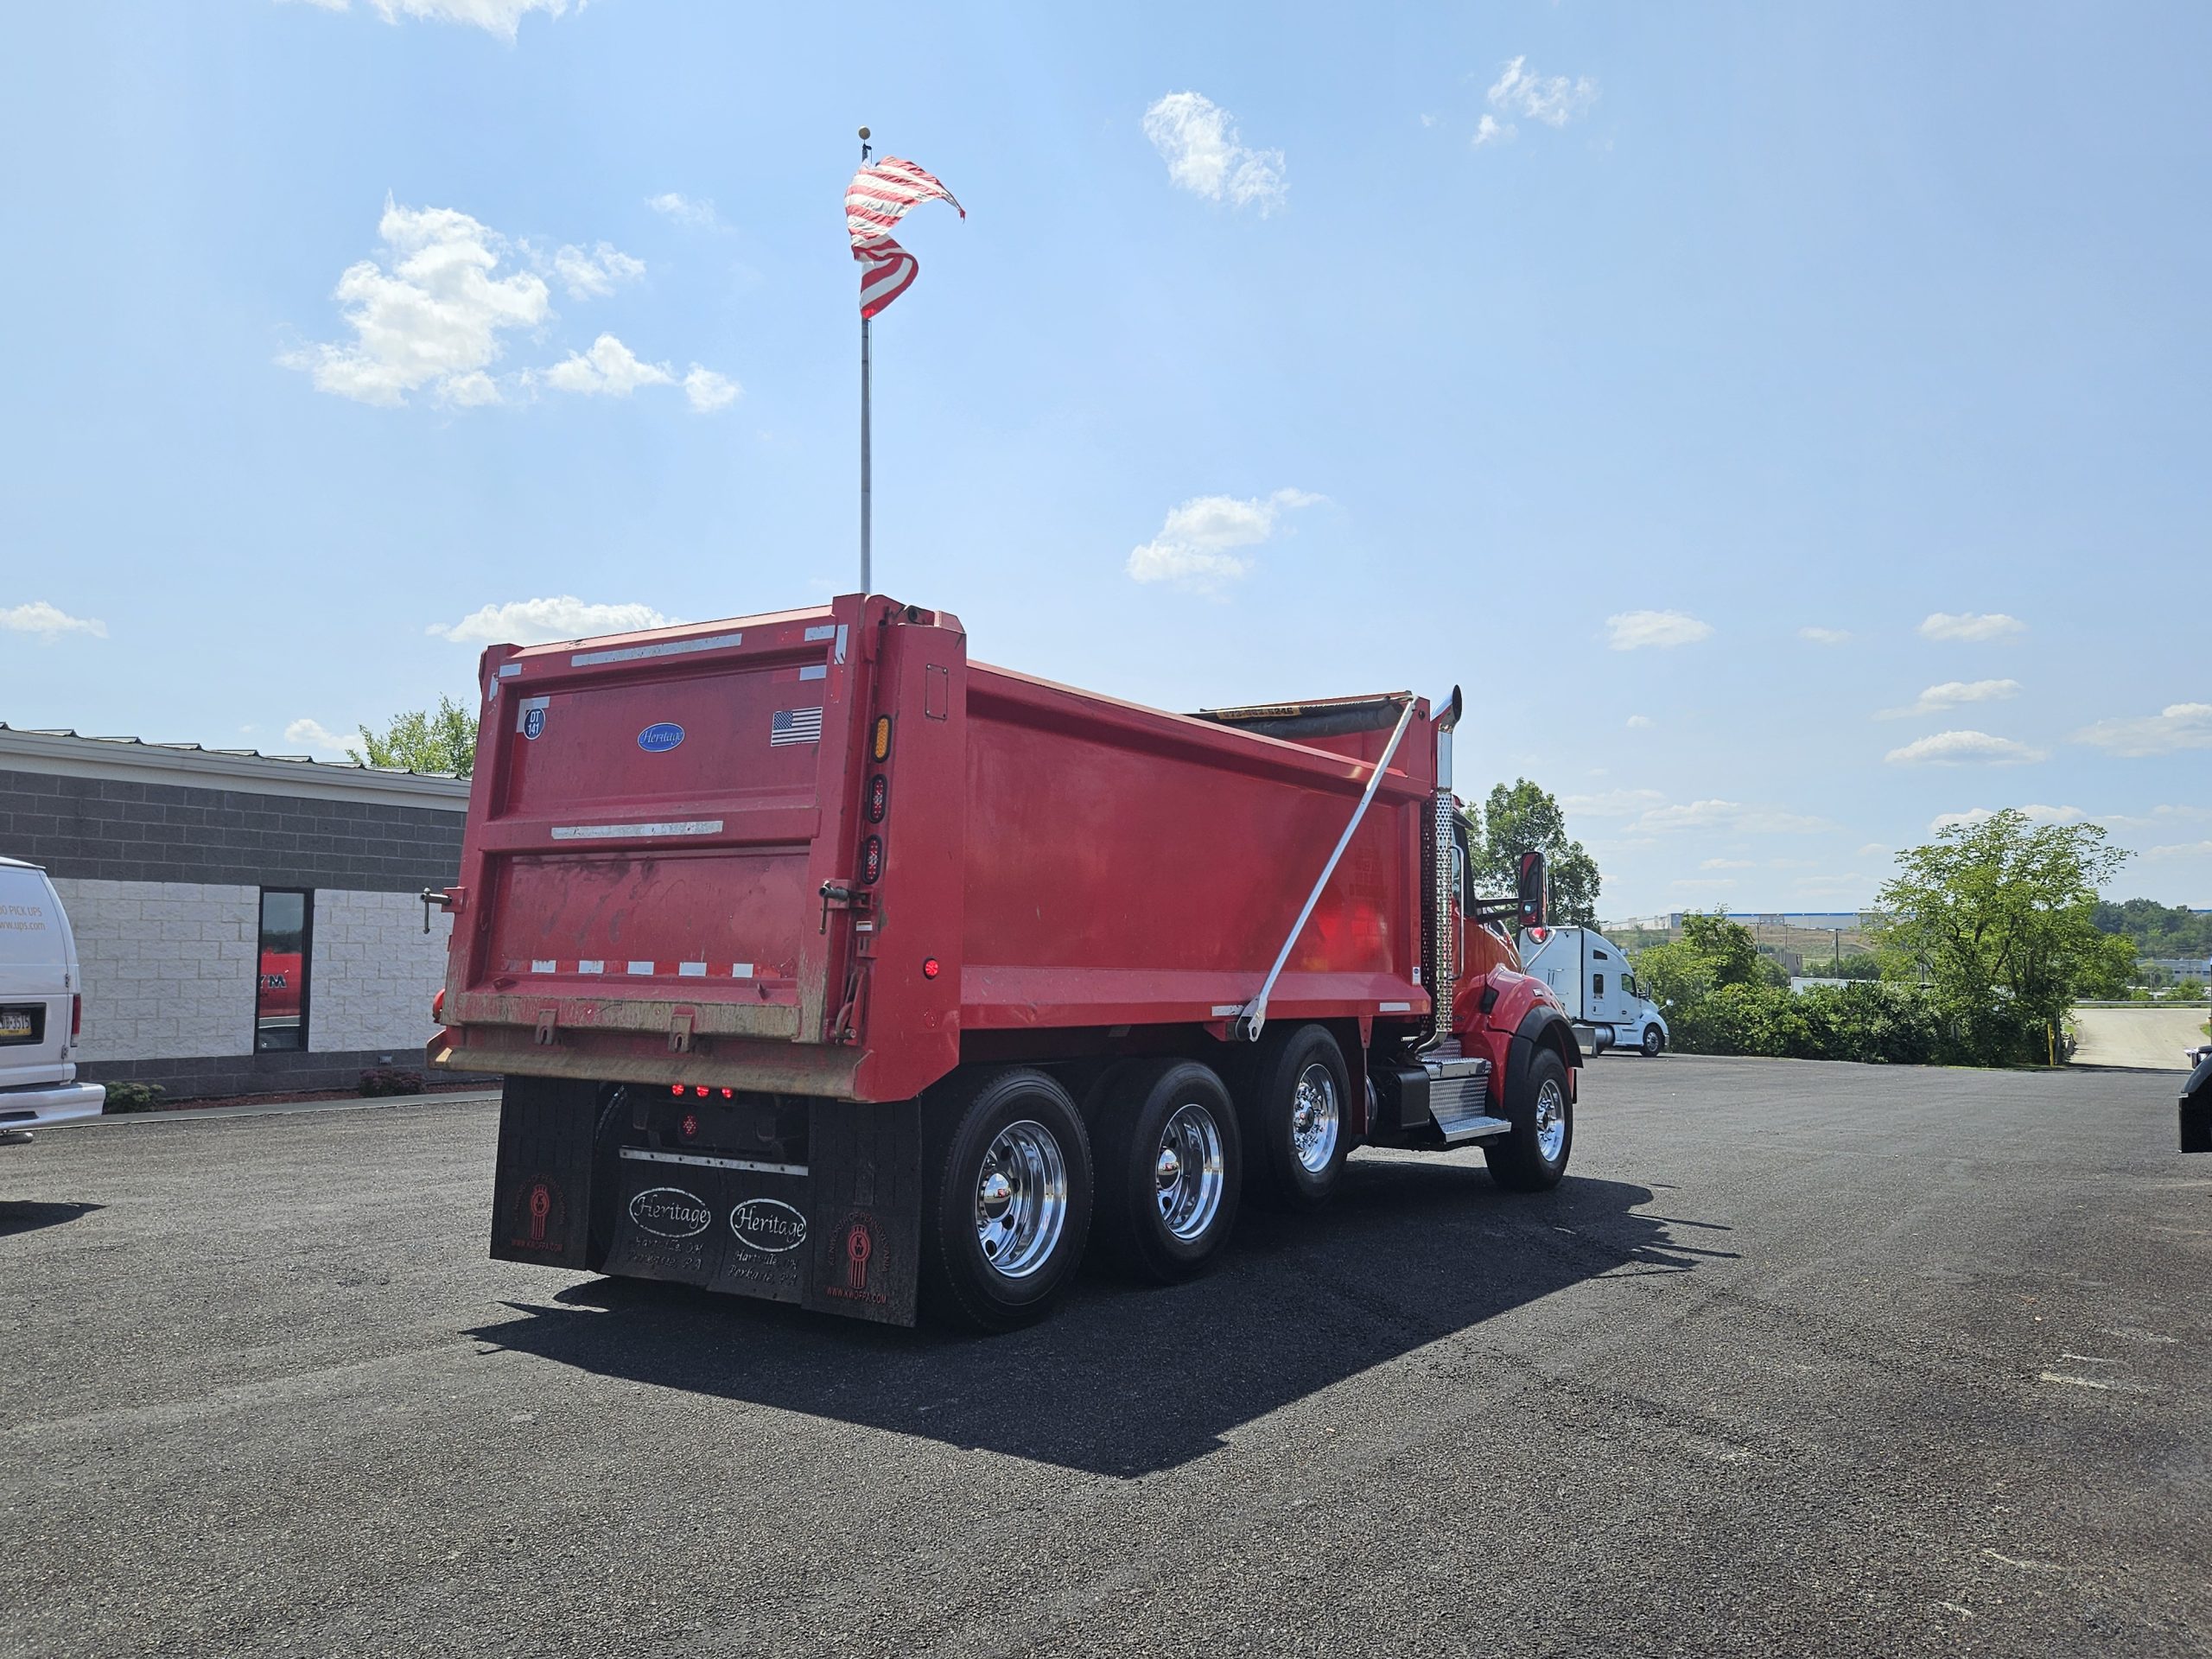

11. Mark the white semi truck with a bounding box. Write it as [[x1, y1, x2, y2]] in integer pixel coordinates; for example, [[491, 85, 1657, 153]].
[[1516, 925, 1669, 1057]]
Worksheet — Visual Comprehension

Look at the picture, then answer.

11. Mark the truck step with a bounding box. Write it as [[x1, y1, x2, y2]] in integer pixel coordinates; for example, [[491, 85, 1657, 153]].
[[1421, 1056, 1508, 1145]]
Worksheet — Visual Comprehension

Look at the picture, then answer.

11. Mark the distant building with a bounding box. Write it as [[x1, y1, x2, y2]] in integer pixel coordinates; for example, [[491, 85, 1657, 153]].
[[1610, 911, 1874, 934], [0, 725, 467, 1099]]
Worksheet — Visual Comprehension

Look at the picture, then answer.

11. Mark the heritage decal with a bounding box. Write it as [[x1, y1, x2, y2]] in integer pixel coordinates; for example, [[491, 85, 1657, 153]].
[[627, 1185, 712, 1239], [729, 1198, 808, 1255]]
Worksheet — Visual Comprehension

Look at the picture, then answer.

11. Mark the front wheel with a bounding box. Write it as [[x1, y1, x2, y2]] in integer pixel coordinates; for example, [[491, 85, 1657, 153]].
[[921, 1067, 1093, 1333], [1641, 1024, 1665, 1058], [1484, 1047, 1573, 1192]]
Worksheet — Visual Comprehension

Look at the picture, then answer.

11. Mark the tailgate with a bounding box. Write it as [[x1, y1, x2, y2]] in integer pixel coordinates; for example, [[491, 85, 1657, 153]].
[[446, 600, 874, 1049]]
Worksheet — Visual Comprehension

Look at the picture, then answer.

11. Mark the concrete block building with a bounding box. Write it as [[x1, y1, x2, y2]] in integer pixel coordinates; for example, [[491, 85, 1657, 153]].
[[0, 724, 473, 1098]]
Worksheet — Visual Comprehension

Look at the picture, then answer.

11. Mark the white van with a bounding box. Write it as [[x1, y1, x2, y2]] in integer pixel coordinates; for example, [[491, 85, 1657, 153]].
[[0, 856, 105, 1138], [1516, 924, 1670, 1057]]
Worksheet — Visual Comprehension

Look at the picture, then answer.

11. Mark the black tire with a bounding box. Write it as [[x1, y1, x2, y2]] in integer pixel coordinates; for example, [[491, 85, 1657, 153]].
[[1641, 1024, 1664, 1058], [1484, 1046, 1573, 1192], [1236, 1023, 1351, 1211], [920, 1067, 1093, 1333], [585, 1087, 632, 1271], [1090, 1059, 1243, 1284]]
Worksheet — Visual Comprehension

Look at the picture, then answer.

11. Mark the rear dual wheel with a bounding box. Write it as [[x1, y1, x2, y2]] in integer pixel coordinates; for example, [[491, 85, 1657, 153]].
[[1091, 1060, 1242, 1283], [921, 1067, 1094, 1333], [1236, 1023, 1352, 1211]]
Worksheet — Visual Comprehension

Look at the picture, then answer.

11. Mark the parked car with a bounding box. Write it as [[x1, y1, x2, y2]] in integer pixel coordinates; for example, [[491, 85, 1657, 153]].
[[2184, 1046, 2212, 1154], [0, 856, 105, 1141]]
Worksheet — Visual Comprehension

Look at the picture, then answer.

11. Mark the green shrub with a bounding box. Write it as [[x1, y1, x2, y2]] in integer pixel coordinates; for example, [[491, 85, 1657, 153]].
[[358, 1066, 425, 1097], [101, 1081, 166, 1113]]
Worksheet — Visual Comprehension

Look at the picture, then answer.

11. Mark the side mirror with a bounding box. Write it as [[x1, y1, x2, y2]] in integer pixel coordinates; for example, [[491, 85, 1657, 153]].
[[1517, 850, 1547, 929]]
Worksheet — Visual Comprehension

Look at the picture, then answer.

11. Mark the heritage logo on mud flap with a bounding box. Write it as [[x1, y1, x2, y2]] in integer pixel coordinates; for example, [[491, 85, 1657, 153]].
[[729, 1198, 808, 1255], [627, 1186, 712, 1239]]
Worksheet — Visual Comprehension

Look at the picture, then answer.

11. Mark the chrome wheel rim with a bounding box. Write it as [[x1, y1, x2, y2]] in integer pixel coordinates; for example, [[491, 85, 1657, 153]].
[[1535, 1077, 1567, 1162], [974, 1119, 1068, 1279], [1154, 1102, 1226, 1242], [1643, 1027, 1662, 1056], [1289, 1063, 1339, 1173]]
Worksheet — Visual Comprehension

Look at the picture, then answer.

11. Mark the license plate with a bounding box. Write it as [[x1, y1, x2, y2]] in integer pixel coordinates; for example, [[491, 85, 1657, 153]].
[[0, 1009, 33, 1040]]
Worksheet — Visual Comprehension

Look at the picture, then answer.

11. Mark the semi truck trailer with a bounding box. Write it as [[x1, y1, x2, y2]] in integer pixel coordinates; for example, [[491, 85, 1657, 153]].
[[429, 594, 1583, 1330], [1516, 925, 1669, 1057]]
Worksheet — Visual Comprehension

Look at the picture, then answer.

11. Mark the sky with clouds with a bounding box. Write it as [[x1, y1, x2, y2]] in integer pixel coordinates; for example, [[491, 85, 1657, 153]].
[[2, 2, 2205, 918]]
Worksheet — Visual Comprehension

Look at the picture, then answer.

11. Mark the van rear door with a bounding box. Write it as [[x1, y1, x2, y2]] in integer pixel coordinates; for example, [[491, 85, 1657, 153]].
[[0, 864, 74, 1078]]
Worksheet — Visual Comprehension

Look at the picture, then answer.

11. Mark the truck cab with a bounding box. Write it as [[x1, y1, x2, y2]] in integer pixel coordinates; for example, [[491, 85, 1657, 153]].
[[1516, 925, 1669, 1057]]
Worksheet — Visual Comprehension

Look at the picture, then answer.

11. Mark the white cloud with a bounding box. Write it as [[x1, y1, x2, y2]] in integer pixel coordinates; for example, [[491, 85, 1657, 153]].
[[1885, 730, 2047, 766], [1637, 799, 1833, 834], [1605, 609, 1713, 651], [1700, 858, 1753, 870], [1142, 92, 1287, 214], [2071, 702, 2212, 758], [1878, 678, 2023, 719], [2144, 840, 2212, 861], [1, 601, 107, 642], [1919, 610, 2026, 642], [1624, 714, 1654, 728], [683, 365, 739, 412], [551, 240, 644, 300], [1487, 55, 1599, 128], [645, 193, 721, 230], [540, 334, 675, 397], [1472, 114, 1514, 148], [283, 717, 361, 759], [1799, 626, 1851, 645], [2102, 804, 2212, 831], [1563, 788, 1665, 817], [429, 596, 678, 645], [1929, 804, 2084, 832], [286, 0, 582, 41], [1126, 489, 1319, 591], [283, 198, 550, 407]]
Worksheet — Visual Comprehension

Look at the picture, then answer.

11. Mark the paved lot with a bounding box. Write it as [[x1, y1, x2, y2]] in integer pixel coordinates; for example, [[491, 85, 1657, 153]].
[[2074, 1006, 2209, 1071], [3, 1058, 2207, 1657]]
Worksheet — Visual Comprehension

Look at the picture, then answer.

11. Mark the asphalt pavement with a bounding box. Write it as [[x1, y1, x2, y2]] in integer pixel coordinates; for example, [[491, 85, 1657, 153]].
[[3, 1057, 2207, 1657]]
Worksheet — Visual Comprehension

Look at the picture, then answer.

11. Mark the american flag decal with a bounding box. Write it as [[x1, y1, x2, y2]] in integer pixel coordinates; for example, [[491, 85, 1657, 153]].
[[771, 707, 823, 747]]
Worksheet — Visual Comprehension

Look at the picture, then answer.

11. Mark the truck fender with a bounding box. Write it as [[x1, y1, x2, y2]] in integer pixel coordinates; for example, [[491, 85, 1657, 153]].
[[1503, 1004, 1582, 1112]]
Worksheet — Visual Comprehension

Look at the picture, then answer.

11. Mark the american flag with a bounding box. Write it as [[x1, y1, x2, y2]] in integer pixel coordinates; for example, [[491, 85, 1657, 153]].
[[771, 706, 824, 747], [846, 156, 964, 319]]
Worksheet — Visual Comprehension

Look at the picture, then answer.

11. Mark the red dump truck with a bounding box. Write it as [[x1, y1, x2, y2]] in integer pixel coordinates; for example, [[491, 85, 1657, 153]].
[[429, 594, 1581, 1330]]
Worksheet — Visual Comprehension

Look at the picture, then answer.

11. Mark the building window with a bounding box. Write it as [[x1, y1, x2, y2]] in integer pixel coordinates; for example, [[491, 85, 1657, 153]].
[[256, 889, 312, 1052]]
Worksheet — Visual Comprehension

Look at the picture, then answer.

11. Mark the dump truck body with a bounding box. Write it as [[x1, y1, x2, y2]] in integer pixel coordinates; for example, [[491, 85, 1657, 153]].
[[434, 594, 1580, 1328]]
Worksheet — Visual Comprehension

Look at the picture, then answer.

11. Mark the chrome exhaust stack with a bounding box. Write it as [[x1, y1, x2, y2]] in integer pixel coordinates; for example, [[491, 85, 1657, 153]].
[[1419, 685, 1464, 1055]]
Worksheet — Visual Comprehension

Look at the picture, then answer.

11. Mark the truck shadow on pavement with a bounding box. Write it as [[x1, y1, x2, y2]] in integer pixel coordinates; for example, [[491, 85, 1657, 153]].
[[466, 1158, 1726, 1477], [0, 1199, 103, 1238]]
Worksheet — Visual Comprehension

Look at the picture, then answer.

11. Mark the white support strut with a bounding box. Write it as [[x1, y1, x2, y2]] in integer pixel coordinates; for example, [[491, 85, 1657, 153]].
[[1231, 696, 1421, 1044]]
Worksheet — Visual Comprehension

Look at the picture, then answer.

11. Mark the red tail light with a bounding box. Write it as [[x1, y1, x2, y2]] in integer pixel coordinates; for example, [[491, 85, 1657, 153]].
[[72, 994, 82, 1038], [671, 1084, 684, 1096], [694, 1085, 709, 1097]]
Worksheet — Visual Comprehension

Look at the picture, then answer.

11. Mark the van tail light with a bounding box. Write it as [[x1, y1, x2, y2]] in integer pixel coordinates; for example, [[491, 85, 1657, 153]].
[[72, 994, 83, 1038]]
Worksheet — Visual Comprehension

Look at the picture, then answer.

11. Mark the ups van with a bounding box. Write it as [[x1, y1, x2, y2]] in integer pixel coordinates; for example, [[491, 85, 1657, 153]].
[[0, 857, 105, 1139]]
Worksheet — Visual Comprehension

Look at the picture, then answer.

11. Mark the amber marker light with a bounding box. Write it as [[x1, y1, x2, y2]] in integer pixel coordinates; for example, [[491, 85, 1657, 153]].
[[871, 715, 893, 761]]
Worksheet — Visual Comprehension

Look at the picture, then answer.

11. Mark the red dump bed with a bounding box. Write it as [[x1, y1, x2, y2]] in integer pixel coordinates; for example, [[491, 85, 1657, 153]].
[[435, 594, 1437, 1101]]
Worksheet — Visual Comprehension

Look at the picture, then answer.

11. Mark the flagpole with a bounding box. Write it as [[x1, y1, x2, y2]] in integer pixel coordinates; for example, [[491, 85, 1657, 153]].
[[858, 125, 873, 597]]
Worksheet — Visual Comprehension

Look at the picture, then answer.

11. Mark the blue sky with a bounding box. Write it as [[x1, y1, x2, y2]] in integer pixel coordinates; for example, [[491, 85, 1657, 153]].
[[3, 1, 2206, 918]]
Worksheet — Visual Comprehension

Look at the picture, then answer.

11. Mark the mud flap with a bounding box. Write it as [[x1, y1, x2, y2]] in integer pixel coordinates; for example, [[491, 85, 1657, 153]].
[[490, 1076, 600, 1269], [596, 1099, 923, 1326]]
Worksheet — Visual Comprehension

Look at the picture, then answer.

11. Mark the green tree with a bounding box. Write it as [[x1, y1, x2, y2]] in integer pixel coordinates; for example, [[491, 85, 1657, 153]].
[[1473, 779, 1601, 927], [1868, 809, 2133, 1058], [1633, 910, 1764, 1014], [349, 696, 479, 777]]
